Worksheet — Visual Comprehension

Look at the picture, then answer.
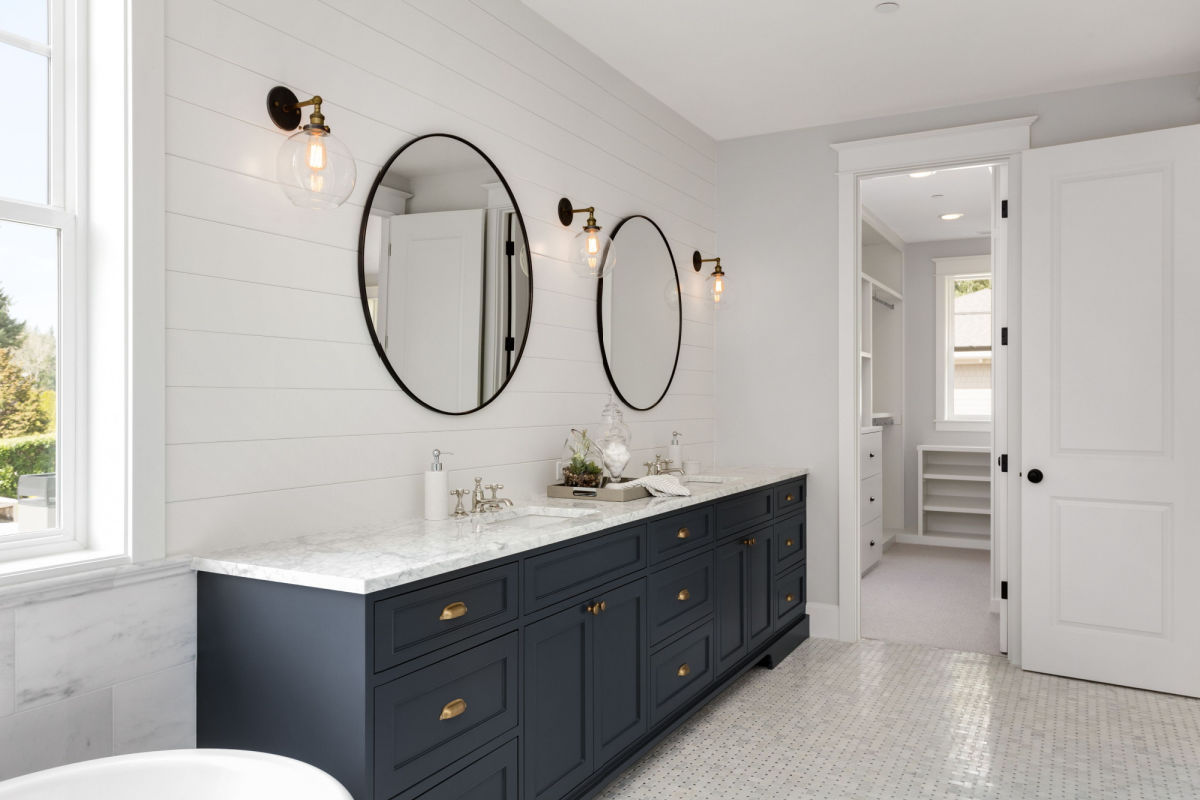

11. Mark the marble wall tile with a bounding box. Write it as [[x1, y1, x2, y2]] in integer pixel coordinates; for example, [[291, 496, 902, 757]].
[[0, 608, 13, 717], [14, 573, 196, 711], [113, 661, 196, 755], [0, 689, 113, 780]]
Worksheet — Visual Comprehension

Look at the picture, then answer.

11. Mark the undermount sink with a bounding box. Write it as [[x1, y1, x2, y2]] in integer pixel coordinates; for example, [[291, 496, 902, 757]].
[[483, 506, 601, 526]]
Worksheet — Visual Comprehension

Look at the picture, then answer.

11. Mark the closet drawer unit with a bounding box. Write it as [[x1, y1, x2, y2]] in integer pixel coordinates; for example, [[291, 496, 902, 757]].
[[402, 739, 518, 800], [861, 517, 883, 574], [524, 525, 646, 611], [861, 431, 882, 478], [715, 490, 773, 537], [775, 566, 806, 627], [774, 513, 807, 572], [649, 623, 714, 725], [860, 473, 883, 525], [374, 564, 519, 671], [648, 552, 714, 645], [648, 506, 714, 565], [774, 479, 806, 516], [374, 633, 519, 800]]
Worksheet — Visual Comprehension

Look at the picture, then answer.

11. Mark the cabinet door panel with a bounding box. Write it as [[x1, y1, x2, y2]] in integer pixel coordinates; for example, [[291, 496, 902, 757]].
[[747, 532, 774, 651], [525, 526, 647, 611], [714, 539, 748, 674], [648, 552, 715, 645], [593, 579, 648, 767], [524, 606, 592, 800], [407, 739, 518, 800]]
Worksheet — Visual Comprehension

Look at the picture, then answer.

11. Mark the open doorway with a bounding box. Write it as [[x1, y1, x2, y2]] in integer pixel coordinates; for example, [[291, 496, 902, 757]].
[[856, 162, 1006, 655]]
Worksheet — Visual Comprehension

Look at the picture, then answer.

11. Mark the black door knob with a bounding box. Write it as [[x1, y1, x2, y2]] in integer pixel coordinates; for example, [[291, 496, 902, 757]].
[[1027, 468, 1043, 484]]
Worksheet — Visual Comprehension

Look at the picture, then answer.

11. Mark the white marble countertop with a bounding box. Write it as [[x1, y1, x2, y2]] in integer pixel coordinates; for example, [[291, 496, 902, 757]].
[[191, 467, 808, 595]]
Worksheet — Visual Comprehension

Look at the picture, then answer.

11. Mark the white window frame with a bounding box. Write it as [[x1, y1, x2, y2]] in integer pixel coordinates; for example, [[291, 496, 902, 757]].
[[0, 0, 165, 585], [934, 254, 992, 432]]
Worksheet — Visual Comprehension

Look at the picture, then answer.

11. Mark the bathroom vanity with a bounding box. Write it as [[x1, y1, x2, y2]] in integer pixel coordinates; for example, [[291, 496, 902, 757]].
[[194, 469, 808, 800]]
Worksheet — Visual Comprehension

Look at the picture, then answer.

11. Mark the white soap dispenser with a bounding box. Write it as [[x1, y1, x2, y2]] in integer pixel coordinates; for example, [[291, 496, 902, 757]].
[[425, 449, 451, 521], [668, 431, 683, 469]]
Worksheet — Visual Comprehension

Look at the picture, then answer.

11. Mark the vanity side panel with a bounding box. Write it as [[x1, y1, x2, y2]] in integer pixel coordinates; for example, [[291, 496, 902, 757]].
[[197, 573, 370, 800]]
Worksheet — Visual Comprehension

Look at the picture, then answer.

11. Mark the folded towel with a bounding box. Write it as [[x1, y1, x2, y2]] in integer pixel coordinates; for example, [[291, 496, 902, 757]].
[[622, 474, 692, 497]]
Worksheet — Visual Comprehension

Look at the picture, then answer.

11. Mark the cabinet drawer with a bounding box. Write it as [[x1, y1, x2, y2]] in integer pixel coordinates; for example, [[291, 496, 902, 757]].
[[374, 565, 519, 671], [648, 552, 714, 645], [374, 633, 519, 799], [861, 431, 882, 478], [648, 506, 714, 565], [861, 517, 882, 575], [649, 623, 714, 725], [404, 739, 518, 800], [775, 567, 806, 627], [524, 525, 646, 610], [774, 479, 805, 516], [860, 473, 882, 525], [715, 490, 773, 537], [774, 514, 807, 572]]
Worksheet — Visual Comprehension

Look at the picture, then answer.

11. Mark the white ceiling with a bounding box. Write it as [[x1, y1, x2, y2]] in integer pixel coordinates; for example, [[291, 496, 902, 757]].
[[520, 0, 1200, 140], [861, 164, 994, 244]]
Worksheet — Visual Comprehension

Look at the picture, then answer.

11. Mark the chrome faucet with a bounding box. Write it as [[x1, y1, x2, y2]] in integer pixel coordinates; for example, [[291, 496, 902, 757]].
[[470, 477, 514, 513], [643, 455, 684, 476]]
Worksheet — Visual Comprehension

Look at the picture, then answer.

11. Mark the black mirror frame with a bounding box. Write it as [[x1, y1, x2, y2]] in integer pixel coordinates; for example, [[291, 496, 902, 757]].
[[356, 133, 534, 416], [595, 214, 683, 411]]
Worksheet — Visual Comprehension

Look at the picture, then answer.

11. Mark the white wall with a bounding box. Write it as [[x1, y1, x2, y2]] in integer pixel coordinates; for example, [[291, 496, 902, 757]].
[[901, 238, 991, 531], [162, 0, 717, 556], [715, 71, 1200, 607]]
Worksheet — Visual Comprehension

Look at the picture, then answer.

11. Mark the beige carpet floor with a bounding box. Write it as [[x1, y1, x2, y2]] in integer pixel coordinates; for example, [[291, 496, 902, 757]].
[[861, 542, 1001, 655]]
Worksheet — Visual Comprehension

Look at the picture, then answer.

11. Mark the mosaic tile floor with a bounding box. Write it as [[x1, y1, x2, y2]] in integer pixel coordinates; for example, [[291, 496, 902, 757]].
[[596, 638, 1200, 799]]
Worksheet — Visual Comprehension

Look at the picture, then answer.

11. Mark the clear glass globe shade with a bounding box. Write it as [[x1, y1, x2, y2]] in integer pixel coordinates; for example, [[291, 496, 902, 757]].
[[707, 271, 728, 306], [574, 227, 615, 279], [276, 127, 357, 210]]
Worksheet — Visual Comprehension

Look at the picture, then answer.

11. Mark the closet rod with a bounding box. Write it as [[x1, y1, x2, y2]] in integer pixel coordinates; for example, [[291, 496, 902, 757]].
[[872, 295, 895, 311]]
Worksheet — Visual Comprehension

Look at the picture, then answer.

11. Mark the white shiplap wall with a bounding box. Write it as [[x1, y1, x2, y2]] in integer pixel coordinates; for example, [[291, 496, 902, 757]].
[[163, 0, 717, 555]]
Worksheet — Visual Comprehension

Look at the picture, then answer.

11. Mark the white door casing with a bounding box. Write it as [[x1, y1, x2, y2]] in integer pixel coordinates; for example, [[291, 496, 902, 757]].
[[1021, 124, 1200, 696]]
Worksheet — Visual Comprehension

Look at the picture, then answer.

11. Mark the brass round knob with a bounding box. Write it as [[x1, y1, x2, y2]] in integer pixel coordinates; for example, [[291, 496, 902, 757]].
[[786, 494, 793, 502], [785, 539, 794, 548], [786, 593, 795, 603], [677, 588, 691, 602], [741, 537, 756, 547]]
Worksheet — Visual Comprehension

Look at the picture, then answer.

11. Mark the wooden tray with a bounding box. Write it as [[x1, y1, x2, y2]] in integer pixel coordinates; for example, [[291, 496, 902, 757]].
[[546, 481, 650, 502]]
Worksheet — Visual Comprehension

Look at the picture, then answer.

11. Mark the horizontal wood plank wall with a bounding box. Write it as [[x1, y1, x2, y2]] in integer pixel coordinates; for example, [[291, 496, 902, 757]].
[[163, 0, 717, 554]]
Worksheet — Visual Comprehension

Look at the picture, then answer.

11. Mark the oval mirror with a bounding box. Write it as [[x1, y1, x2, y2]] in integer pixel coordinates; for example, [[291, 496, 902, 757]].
[[358, 135, 532, 414], [597, 215, 682, 410]]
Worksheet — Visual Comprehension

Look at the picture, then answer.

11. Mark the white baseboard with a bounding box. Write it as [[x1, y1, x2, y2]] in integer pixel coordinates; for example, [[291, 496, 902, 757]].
[[807, 602, 839, 639]]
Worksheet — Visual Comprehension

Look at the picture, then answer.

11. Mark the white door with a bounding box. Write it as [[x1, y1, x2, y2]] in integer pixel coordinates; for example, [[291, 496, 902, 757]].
[[1021, 125, 1200, 696], [387, 210, 485, 410]]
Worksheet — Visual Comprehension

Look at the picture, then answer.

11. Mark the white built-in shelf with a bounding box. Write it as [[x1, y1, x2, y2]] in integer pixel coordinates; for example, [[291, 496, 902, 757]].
[[862, 273, 903, 302], [916, 445, 992, 549]]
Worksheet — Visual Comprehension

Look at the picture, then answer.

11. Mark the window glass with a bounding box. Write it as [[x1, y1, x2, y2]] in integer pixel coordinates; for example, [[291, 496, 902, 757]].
[[0, 0, 48, 43], [0, 42, 49, 204], [951, 277, 991, 418], [0, 221, 58, 535]]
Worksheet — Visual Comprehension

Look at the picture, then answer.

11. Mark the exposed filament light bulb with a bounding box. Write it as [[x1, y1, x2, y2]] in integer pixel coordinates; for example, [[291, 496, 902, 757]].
[[306, 134, 328, 170]]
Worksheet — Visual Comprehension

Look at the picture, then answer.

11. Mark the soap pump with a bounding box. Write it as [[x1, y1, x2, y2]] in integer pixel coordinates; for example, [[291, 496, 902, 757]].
[[425, 449, 452, 521], [668, 431, 682, 470]]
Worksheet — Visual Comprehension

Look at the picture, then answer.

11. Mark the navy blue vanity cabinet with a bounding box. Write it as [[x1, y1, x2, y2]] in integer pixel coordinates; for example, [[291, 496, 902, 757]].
[[197, 476, 809, 800]]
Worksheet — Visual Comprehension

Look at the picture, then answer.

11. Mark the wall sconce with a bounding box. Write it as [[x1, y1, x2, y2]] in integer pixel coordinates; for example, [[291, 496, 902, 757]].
[[267, 86, 357, 210], [693, 251, 727, 304], [558, 198, 615, 278]]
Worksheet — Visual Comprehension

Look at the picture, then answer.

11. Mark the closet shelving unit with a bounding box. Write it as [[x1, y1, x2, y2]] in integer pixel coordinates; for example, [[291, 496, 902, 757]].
[[911, 445, 992, 549]]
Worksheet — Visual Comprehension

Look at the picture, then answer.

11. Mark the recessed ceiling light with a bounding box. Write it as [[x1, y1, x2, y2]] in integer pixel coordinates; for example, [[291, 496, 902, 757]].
[[940, 212, 965, 221], [875, 1, 901, 12], [909, 170, 935, 178]]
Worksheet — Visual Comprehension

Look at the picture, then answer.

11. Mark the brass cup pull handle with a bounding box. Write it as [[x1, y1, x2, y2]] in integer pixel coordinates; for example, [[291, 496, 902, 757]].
[[439, 698, 467, 721], [677, 663, 691, 678], [439, 601, 468, 621], [741, 537, 756, 547], [677, 588, 691, 602], [677, 527, 690, 539], [786, 593, 795, 603], [786, 494, 793, 502]]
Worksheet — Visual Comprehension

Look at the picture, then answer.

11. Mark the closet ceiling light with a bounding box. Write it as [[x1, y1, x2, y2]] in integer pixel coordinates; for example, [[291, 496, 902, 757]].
[[267, 86, 356, 209], [909, 170, 935, 178], [940, 212, 965, 221], [875, 2, 901, 12]]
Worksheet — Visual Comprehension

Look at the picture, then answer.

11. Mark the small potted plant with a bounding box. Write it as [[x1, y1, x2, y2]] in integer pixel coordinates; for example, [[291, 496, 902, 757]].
[[562, 429, 604, 488]]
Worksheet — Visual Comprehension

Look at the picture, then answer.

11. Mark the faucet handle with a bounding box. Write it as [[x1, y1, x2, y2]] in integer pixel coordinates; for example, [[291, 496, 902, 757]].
[[485, 483, 504, 499], [448, 489, 469, 518]]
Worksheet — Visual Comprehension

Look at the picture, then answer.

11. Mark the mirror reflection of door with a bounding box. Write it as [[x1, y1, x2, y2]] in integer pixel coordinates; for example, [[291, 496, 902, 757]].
[[357, 135, 533, 414]]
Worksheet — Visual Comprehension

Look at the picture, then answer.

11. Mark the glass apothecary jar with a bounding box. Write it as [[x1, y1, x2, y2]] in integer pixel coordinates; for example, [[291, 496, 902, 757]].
[[597, 395, 632, 482]]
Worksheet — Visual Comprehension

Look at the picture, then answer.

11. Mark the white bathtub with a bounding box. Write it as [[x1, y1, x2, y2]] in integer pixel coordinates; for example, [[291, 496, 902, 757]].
[[0, 749, 353, 800]]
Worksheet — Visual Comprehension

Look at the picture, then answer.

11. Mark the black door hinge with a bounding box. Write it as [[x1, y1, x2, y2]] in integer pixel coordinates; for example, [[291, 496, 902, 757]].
[[505, 240, 516, 257], [1001, 326, 1008, 346], [1001, 199, 1009, 219], [999, 454, 1008, 473], [1001, 581, 1008, 600], [504, 336, 515, 352]]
